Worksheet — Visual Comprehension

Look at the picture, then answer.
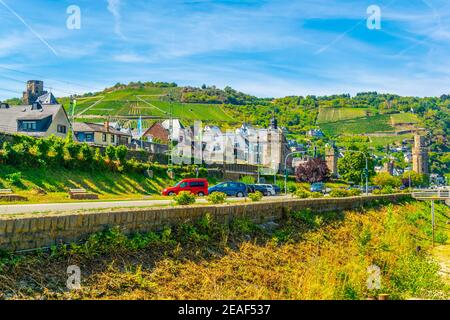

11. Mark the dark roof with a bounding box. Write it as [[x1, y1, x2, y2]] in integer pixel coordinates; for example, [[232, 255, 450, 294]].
[[73, 122, 132, 136], [0, 104, 64, 135]]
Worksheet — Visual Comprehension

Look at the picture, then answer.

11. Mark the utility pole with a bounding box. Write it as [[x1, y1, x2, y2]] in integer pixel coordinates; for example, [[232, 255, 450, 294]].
[[70, 95, 76, 141], [431, 200, 435, 248], [256, 134, 260, 184]]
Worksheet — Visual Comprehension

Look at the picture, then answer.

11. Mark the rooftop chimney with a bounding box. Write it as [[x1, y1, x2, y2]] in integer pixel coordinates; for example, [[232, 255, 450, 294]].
[[104, 121, 110, 132]]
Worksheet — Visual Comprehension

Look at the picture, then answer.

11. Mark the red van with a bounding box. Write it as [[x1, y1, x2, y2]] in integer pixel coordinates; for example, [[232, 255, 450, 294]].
[[162, 178, 209, 197]]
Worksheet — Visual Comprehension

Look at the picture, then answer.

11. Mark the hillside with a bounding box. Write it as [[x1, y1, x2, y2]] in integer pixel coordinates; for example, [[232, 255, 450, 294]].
[[55, 83, 450, 174], [60, 87, 236, 125]]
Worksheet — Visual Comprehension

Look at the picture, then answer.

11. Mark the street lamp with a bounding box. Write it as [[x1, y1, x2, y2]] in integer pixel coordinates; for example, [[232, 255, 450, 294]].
[[284, 151, 307, 195]]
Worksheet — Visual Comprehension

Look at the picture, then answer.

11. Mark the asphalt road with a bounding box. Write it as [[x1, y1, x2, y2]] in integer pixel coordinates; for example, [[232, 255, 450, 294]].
[[0, 195, 290, 215]]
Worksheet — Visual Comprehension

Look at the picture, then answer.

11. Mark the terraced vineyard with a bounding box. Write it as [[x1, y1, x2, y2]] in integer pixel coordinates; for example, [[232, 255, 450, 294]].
[[319, 114, 395, 135], [390, 113, 421, 125], [317, 107, 421, 138], [317, 107, 368, 124], [59, 87, 236, 123]]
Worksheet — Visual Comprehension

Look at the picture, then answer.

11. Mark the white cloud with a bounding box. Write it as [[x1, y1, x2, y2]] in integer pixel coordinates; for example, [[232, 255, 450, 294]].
[[107, 0, 124, 38], [113, 53, 147, 63]]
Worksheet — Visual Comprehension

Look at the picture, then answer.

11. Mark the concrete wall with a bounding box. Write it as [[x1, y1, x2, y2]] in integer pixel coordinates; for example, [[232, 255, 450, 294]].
[[0, 194, 410, 252]]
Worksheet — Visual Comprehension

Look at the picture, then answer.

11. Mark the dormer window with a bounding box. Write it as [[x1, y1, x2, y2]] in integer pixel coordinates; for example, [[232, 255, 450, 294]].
[[23, 121, 37, 131]]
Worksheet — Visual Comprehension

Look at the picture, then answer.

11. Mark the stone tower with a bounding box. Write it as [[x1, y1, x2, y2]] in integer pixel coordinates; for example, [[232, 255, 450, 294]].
[[22, 80, 47, 105], [412, 135, 429, 175], [383, 161, 394, 175], [325, 144, 338, 177]]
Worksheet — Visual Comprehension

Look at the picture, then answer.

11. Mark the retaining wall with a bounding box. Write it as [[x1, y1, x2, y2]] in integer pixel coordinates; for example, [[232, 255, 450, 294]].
[[0, 194, 410, 252]]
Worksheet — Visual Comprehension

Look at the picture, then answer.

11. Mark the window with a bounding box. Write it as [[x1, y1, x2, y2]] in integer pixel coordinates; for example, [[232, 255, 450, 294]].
[[180, 182, 188, 188], [190, 182, 205, 187], [22, 121, 37, 131], [102, 133, 107, 142], [57, 125, 67, 134], [86, 133, 94, 142], [111, 135, 115, 143]]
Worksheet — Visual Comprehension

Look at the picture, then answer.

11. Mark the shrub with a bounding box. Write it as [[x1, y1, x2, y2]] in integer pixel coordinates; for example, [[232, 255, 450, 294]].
[[174, 191, 196, 206], [295, 190, 310, 199], [79, 144, 93, 163], [207, 192, 227, 204], [115, 145, 128, 164], [65, 142, 81, 162], [310, 192, 324, 198], [348, 189, 362, 196], [5, 172, 22, 185], [248, 191, 263, 202], [287, 182, 298, 193], [374, 186, 395, 195], [330, 189, 353, 198], [105, 146, 116, 161], [295, 190, 324, 199]]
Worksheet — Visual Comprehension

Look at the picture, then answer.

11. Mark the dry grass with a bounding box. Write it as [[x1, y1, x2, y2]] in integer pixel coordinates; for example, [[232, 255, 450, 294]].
[[0, 202, 448, 300]]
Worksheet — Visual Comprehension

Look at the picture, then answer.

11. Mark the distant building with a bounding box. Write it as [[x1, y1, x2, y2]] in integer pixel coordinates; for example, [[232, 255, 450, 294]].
[[140, 122, 170, 144], [325, 144, 338, 177], [307, 129, 324, 138], [73, 122, 132, 146], [0, 101, 69, 138], [36, 92, 59, 105], [22, 80, 47, 105], [404, 152, 412, 163], [412, 135, 430, 175]]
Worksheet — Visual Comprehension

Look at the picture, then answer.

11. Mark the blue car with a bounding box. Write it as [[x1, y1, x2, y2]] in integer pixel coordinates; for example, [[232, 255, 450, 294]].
[[310, 182, 325, 193], [208, 182, 248, 198]]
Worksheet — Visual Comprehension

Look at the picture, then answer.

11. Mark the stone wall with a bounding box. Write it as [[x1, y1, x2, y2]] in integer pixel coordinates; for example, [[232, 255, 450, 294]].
[[0, 194, 410, 252]]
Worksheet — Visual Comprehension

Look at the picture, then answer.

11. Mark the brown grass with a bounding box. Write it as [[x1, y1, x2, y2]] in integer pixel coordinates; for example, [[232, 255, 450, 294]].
[[0, 202, 448, 300]]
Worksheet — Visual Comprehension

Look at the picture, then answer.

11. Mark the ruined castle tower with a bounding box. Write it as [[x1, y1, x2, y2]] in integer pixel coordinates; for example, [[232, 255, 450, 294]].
[[412, 135, 430, 175], [22, 80, 47, 105], [325, 144, 338, 177]]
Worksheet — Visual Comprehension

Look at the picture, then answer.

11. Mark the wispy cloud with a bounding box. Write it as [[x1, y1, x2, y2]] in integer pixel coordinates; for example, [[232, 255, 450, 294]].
[[113, 53, 147, 63], [107, 0, 124, 38], [0, 0, 58, 56]]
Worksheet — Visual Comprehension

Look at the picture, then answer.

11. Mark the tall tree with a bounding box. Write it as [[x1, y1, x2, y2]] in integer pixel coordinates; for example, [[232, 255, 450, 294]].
[[295, 158, 330, 183], [337, 150, 375, 184]]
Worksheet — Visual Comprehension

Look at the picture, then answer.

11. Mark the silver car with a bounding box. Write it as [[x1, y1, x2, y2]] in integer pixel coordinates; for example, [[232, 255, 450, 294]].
[[254, 184, 276, 196]]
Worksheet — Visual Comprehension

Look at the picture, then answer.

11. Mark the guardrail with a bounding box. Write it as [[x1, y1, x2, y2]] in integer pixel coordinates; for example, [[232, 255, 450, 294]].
[[412, 189, 450, 200]]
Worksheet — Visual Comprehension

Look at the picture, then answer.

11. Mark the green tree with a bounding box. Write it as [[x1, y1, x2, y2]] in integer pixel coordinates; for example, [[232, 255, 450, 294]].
[[372, 172, 402, 188], [401, 171, 428, 187], [337, 150, 375, 183]]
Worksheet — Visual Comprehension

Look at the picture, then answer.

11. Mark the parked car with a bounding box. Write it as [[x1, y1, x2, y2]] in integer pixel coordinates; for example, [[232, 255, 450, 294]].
[[272, 185, 281, 195], [247, 184, 256, 194], [208, 182, 248, 198], [162, 178, 209, 197], [253, 184, 276, 196], [311, 182, 325, 193]]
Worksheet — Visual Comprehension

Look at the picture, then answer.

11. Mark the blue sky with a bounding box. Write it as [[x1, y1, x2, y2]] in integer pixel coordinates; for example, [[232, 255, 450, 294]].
[[0, 0, 449, 100]]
